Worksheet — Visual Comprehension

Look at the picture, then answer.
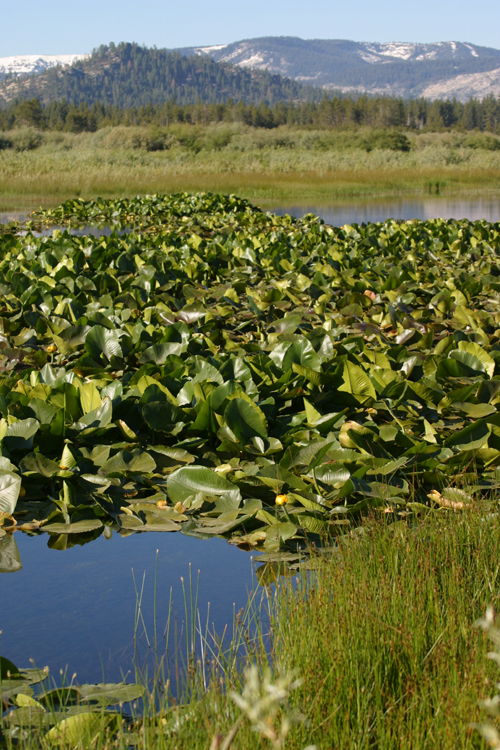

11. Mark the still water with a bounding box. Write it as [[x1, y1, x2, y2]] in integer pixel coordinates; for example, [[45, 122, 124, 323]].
[[0, 530, 255, 684], [1, 194, 500, 687], [270, 197, 500, 225], [0, 214, 131, 238]]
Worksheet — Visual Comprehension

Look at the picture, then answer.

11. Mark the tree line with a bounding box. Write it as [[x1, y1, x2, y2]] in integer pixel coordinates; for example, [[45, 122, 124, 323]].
[[1, 93, 500, 134]]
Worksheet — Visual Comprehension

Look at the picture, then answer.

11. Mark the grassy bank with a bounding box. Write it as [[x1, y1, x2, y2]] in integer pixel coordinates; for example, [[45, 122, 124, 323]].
[[1, 126, 500, 209], [269, 512, 499, 750], [208, 511, 500, 750], [3, 512, 500, 749], [120, 511, 500, 749]]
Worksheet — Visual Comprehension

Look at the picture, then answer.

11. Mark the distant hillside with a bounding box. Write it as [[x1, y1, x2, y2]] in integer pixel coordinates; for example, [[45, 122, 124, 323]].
[[177, 37, 500, 101], [0, 43, 321, 108]]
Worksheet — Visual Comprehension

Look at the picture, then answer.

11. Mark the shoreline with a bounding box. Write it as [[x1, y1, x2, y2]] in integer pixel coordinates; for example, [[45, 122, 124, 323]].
[[1, 170, 500, 214]]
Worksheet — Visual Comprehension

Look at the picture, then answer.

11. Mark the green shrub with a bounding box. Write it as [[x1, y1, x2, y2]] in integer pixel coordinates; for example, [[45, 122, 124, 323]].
[[170, 129, 202, 153], [464, 134, 500, 151], [132, 126, 177, 152], [0, 134, 12, 150], [363, 130, 411, 152], [10, 128, 44, 151], [202, 128, 234, 151]]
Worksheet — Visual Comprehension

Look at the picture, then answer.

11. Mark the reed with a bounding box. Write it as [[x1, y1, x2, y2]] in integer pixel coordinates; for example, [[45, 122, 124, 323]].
[[267, 511, 498, 749], [1, 126, 500, 210], [129, 510, 500, 749]]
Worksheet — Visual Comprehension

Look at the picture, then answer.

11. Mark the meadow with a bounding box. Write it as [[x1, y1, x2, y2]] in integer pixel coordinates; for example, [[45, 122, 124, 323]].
[[1, 125, 500, 209]]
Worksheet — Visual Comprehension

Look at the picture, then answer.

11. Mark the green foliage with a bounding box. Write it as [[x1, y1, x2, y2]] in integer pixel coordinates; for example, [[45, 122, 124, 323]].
[[133, 127, 177, 152], [464, 133, 500, 151], [13, 99, 44, 129], [9, 128, 44, 152], [0, 659, 143, 747], [0, 194, 500, 558], [267, 513, 500, 749], [363, 130, 411, 152], [3, 94, 500, 136]]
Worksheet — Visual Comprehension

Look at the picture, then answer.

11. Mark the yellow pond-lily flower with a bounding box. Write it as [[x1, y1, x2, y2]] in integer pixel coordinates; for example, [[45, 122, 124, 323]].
[[275, 494, 288, 506]]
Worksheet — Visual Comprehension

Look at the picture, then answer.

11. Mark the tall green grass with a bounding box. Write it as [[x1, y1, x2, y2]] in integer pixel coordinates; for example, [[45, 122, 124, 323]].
[[268, 512, 499, 749], [134, 511, 500, 749]]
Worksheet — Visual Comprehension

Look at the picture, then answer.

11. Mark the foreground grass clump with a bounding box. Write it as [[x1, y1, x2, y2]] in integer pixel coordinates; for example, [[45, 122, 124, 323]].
[[2, 513, 499, 749], [270, 513, 499, 749], [170, 513, 500, 749]]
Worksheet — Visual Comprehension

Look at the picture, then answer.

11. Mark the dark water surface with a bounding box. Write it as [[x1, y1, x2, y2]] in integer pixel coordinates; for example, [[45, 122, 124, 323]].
[[0, 531, 254, 684], [0, 212, 131, 237]]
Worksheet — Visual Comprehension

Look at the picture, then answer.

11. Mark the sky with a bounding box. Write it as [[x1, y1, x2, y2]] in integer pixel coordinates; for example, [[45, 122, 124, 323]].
[[2, 0, 500, 56]]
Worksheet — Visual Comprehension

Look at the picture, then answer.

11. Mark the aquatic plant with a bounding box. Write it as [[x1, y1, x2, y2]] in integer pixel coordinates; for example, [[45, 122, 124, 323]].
[[0, 193, 499, 564]]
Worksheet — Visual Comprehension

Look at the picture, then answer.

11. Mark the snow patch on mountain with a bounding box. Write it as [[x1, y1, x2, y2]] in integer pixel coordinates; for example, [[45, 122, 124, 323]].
[[192, 45, 228, 56], [362, 43, 418, 61], [353, 41, 487, 65], [0, 54, 87, 78]]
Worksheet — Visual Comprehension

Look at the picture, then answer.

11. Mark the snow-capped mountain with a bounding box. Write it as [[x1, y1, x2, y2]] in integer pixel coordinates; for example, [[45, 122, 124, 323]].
[[176, 38, 500, 101], [2, 39, 500, 102], [0, 54, 87, 78], [187, 40, 490, 70]]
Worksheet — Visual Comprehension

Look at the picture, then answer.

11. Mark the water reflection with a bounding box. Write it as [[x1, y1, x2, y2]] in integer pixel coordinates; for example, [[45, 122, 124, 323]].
[[3, 197, 500, 233], [0, 533, 22, 573], [0, 213, 132, 238], [270, 198, 500, 225], [0, 212, 28, 223]]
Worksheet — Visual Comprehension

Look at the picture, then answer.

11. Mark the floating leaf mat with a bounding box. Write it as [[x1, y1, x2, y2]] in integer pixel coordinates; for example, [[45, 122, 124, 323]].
[[0, 654, 144, 742], [0, 192, 499, 556]]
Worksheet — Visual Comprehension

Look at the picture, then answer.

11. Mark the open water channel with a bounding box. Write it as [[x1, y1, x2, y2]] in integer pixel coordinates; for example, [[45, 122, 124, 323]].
[[1, 196, 500, 686]]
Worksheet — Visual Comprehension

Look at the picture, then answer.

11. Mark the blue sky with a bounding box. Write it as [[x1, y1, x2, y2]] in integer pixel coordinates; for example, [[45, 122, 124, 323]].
[[2, 0, 500, 56]]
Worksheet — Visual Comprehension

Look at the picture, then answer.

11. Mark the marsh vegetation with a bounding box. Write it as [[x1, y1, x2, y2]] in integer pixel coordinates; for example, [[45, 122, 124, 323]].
[[1, 126, 500, 208]]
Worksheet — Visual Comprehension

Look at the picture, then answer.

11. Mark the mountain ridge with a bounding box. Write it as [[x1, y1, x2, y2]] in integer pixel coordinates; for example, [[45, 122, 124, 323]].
[[176, 37, 500, 101], [2, 38, 500, 103]]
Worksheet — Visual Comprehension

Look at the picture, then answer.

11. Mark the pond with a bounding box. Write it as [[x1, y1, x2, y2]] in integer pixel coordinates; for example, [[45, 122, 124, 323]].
[[1, 192, 500, 690]]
